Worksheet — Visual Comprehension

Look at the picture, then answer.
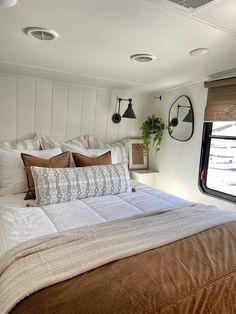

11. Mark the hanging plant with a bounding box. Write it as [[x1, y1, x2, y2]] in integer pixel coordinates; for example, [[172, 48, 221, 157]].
[[140, 114, 167, 154]]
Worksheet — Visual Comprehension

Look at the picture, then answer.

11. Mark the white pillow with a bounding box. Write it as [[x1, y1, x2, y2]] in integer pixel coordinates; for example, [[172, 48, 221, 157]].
[[37, 134, 89, 150], [38, 134, 129, 164], [85, 135, 106, 149], [0, 136, 40, 150], [61, 143, 122, 165], [82, 135, 130, 164], [106, 138, 130, 164], [0, 148, 62, 196]]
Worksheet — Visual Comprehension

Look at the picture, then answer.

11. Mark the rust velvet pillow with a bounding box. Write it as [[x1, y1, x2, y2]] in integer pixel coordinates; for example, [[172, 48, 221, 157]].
[[21, 152, 70, 200], [72, 151, 112, 167]]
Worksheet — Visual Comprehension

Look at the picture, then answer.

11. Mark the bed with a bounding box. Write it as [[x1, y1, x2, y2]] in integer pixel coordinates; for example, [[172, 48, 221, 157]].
[[1, 180, 236, 314]]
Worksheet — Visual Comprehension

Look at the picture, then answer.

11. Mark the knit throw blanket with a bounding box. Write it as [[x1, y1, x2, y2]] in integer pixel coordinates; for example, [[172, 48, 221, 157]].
[[1, 203, 236, 314]]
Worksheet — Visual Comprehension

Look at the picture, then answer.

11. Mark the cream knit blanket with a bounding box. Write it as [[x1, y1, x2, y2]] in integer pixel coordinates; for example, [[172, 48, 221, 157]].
[[1, 203, 236, 314]]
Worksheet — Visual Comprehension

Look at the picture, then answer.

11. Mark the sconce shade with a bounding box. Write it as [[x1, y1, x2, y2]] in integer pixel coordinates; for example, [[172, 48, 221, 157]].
[[183, 109, 193, 123], [122, 103, 136, 119]]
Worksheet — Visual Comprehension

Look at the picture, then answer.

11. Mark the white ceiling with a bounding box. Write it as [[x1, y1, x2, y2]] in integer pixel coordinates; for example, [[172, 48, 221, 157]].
[[0, 0, 236, 92]]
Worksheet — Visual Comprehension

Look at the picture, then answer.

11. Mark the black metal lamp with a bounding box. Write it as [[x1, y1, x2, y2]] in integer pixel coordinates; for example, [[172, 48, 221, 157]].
[[170, 105, 193, 127], [182, 108, 193, 123], [122, 99, 136, 119], [112, 98, 136, 124]]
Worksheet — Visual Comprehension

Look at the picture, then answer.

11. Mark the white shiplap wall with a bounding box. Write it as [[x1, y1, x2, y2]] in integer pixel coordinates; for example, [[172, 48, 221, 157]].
[[0, 74, 151, 144]]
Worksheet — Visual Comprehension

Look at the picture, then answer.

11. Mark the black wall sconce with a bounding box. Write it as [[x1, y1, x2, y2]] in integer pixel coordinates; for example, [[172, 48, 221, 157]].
[[168, 95, 194, 142], [112, 98, 136, 124], [170, 104, 193, 127]]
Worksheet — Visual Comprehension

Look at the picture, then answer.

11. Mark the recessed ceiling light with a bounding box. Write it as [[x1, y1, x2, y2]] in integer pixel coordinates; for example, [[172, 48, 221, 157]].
[[130, 53, 156, 63], [23, 27, 59, 41], [0, 0, 17, 7], [189, 48, 209, 57]]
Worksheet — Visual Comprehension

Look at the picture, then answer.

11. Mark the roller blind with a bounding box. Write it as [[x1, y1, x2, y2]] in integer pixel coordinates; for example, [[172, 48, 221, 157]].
[[204, 77, 236, 121]]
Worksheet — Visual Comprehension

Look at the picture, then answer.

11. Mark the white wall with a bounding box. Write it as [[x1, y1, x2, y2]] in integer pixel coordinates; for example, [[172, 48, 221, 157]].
[[1, 72, 234, 210], [0, 73, 150, 145], [149, 82, 236, 211]]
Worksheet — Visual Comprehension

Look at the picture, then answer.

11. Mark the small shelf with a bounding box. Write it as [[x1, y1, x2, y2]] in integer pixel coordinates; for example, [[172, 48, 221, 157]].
[[130, 169, 159, 188], [130, 169, 159, 176]]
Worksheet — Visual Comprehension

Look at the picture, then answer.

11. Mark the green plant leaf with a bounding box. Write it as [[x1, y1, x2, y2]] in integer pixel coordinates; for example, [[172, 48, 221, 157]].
[[140, 114, 167, 154]]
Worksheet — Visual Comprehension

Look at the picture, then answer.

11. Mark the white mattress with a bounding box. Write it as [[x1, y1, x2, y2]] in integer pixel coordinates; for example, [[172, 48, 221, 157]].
[[0, 181, 187, 257]]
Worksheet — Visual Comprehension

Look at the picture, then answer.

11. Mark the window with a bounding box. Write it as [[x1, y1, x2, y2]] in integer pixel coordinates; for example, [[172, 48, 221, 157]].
[[199, 122, 236, 203]]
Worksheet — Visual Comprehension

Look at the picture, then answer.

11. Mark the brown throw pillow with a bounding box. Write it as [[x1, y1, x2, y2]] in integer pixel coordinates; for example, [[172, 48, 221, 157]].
[[21, 152, 70, 200], [72, 151, 112, 167]]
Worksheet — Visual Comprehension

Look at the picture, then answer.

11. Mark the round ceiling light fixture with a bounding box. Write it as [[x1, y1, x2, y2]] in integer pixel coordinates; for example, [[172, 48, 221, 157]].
[[23, 27, 59, 41], [189, 48, 209, 57], [0, 0, 17, 7], [130, 53, 156, 63]]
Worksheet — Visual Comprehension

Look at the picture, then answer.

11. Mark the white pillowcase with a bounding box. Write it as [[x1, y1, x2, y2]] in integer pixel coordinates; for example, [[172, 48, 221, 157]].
[[106, 138, 130, 164], [61, 143, 122, 165], [84, 135, 130, 163], [0, 148, 62, 196], [85, 135, 106, 149], [0, 136, 40, 150], [38, 134, 130, 164], [37, 134, 89, 150]]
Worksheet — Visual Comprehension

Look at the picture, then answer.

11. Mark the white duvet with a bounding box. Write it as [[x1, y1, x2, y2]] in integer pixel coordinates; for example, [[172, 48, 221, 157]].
[[0, 181, 187, 257]]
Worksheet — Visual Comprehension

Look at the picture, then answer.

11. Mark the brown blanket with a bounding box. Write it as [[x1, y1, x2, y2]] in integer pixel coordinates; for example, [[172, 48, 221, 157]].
[[11, 222, 236, 314]]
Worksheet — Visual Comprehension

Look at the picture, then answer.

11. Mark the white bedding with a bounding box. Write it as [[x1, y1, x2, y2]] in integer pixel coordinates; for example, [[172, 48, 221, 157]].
[[0, 181, 187, 257]]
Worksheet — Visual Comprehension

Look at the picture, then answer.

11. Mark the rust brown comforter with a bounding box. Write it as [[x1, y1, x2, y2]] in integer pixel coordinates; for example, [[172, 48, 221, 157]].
[[11, 222, 236, 314]]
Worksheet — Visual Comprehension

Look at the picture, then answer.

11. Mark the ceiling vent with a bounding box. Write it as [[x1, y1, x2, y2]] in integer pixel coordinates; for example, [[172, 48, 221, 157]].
[[130, 54, 156, 63], [24, 27, 59, 41], [169, 0, 213, 9]]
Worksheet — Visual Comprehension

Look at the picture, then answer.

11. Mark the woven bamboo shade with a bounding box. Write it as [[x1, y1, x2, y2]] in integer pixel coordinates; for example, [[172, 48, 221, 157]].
[[204, 77, 236, 121]]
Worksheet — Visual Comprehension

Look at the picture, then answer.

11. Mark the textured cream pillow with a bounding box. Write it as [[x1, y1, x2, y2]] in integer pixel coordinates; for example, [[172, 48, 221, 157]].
[[82, 135, 130, 164], [106, 138, 130, 164], [0, 136, 40, 150], [61, 143, 122, 165], [85, 135, 130, 163], [37, 134, 89, 150], [38, 134, 129, 164]]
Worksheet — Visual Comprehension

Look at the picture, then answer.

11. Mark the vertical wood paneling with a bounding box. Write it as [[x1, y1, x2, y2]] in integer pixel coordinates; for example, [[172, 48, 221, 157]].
[[0, 74, 151, 144], [0, 76, 17, 142], [129, 94, 148, 138], [80, 87, 97, 136], [105, 90, 120, 144], [51, 83, 68, 141], [35, 80, 53, 136], [117, 91, 132, 141], [17, 78, 35, 140], [66, 84, 83, 141], [93, 88, 110, 143]]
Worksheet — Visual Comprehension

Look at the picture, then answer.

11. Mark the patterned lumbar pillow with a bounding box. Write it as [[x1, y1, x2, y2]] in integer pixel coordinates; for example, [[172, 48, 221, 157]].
[[31, 163, 131, 206]]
